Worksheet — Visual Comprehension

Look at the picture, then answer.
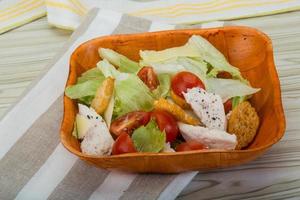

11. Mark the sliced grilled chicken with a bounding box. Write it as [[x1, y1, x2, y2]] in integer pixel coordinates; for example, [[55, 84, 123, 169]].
[[183, 87, 226, 130], [178, 122, 237, 150]]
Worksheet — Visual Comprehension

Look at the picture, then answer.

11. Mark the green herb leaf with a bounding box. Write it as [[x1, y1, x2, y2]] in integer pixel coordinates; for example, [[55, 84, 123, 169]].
[[132, 120, 166, 153]]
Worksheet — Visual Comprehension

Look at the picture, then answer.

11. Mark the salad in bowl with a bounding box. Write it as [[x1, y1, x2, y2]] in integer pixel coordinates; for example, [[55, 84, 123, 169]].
[[65, 35, 260, 157]]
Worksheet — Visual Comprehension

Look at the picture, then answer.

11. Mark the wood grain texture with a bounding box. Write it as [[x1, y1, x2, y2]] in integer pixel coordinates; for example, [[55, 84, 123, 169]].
[[0, 18, 71, 118], [0, 10, 299, 198]]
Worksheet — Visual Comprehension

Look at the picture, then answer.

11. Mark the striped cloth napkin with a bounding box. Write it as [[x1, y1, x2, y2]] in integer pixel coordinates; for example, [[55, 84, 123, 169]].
[[1, 0, 300, 34], [0, 8, 231, 200]]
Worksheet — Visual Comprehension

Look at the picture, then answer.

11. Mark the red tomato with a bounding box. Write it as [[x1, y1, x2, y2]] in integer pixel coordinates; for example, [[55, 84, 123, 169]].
[[110, 111, 151, 136], [137, 66, 159, 90], [176, 141, 208, 152], [223, 99, 232, 114], [151, 110, 179, 142], [217, 71, 232, 79], [112, 133, 136, 155], [171, 71, 205, 98]]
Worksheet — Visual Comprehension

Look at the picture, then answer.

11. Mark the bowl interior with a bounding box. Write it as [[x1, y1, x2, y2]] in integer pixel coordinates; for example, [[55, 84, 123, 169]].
[[61, 27, 285, 157]]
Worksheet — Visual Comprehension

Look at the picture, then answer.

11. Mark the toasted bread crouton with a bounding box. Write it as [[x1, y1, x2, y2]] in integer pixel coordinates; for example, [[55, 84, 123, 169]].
[[91, 77, 114, 114], [227, 101, 259, 150], [154, 98, 200, 125]]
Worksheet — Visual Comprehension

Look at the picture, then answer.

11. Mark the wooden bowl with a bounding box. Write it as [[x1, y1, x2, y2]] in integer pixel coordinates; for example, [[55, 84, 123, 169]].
[[61, 26, 285, 173]]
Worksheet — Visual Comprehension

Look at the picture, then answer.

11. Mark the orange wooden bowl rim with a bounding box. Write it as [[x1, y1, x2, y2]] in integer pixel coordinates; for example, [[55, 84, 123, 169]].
[[60, 26, 286, 161]]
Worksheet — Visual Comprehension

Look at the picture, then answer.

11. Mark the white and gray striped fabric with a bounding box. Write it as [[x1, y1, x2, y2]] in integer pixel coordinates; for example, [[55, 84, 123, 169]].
[[0, 8, 226, 200]]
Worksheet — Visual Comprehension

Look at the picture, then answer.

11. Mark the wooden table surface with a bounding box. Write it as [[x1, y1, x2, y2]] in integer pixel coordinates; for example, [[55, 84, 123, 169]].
[[1, 11, 300, 200]]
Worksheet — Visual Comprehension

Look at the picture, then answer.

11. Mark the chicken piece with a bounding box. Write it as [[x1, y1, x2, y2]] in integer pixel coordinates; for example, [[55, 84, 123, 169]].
[[78, 104, 114, 156], [91, 77, 115, 114], [79, 103, 104, 122], [183, 87, 226, 130], [178, 122, 237, 150], [154, 98, 200, 125], [81, 121, 114, 156], [227, 101, 259, 150]]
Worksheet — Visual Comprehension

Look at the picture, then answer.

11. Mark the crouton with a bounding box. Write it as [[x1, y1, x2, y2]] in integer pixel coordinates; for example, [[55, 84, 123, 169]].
[[227, 101, 259, 150]]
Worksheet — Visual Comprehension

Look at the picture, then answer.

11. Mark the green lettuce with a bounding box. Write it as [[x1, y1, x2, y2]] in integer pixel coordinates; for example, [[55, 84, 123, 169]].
[[77, 68, 104, 83], [176, 57, 207, 86], [78, 96, 94, 105], [132, 120, 166, 153], [65, 67, 105, 105], [140, 44, 200, 65], [152, 74, 171, 99], [65, 79, 102, 99], [99, 48, 141, 73], [188, 35, 244, 80], [97, 59, 124, 79], [207, 78, 260, 102], [140, 58, 185, 74], [98, 59, 155, 118], [179, 57, 208, 74], [232, 96, 247, 108], [141, 57, 207, 87], [114, 74, 155, 117]]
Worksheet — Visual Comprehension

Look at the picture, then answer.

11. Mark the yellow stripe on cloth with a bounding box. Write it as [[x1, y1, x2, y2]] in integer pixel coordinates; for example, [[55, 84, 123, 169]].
[[1, 0, 300, 34], [130, 0, 237, 16], [0, 12, 46, 34], [0, 0, 44, 22], [46, 0, 84, 16], [0, 0, 29, 16], [0, 0, 42, 18], [130, 0, 295, 17], [155, 0, 293, 18], [70, 0, 87, 15]]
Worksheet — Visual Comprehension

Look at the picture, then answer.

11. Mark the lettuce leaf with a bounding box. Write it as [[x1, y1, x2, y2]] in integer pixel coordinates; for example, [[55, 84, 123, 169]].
[[132, 120, 166, 153], [77, 68, 104, 83], [140, 58, 185, 74], [207, 78, 260, 102], [140, 44, 200, 65], [142, 57, 207, 87], [176, 57, 207, 86], [152, 74, 171, 99], [179, 57, 208, 74], [232, 96, 247, 108], [65, 79, 102, 99], [188, 35, 244, 80], [99, 48, 141, 73], [97, 59, 155, 118], [65, 67, 105, 105], [114, 74, 155, 117], [78, 96, 94, 105], [97, 59, 130, 81]]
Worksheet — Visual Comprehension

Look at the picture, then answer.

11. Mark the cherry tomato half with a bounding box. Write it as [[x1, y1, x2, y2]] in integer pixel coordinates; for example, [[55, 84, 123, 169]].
[[110, 111, 151, 137], [217, 71, 232, 79], [223, 99, 232, 114], [151, 110, 179, 142], [176, 141, 209, 152], [112, 133, 136, 155], [171, 71, 205, 98], [137, 66, 159, 90]]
